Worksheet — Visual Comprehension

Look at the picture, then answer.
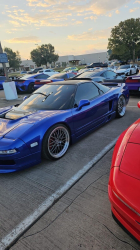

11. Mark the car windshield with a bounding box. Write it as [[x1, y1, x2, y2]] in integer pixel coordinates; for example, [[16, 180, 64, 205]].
[[118, 65, 130, 69], [77, 72, 96, 78], [17, 84, 76, 111], [20, 74, 38, 80], [48, 74, 66, 79]]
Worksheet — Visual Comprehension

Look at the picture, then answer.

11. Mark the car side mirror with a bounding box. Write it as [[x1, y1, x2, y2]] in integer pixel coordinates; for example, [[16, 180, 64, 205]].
[[137, 101, 140, 109], [23, 96, 28, 101], [77, 99, 90, 111]]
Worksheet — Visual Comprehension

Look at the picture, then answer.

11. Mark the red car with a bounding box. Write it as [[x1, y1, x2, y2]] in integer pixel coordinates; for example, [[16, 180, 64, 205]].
[[108, 106, 140, 241]]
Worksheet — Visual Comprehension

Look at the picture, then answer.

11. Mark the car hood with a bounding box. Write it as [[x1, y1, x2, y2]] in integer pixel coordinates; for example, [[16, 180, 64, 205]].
[[0, 109, 65, 138]]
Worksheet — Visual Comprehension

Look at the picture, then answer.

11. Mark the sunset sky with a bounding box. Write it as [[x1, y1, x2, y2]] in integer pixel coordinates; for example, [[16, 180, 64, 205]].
[[0, 0, 140, 60]]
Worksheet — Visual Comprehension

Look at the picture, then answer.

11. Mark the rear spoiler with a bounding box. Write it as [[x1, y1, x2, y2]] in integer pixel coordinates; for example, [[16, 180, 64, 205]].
[[67, 77, 126, 88], [67, 77, 92, 81], [103, 82, 126, 88]]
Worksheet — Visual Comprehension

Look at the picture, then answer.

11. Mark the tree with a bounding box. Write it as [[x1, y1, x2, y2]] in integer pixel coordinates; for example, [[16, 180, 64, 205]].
[[4, 47, 21, 70], [108, 18, 140, 62], [30, 44, 59, 67]]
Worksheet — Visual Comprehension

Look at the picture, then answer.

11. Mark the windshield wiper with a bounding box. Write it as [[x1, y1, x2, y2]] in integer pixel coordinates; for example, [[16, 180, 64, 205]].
[[31, 92, 49, 97], [31, 92, 53, 102]]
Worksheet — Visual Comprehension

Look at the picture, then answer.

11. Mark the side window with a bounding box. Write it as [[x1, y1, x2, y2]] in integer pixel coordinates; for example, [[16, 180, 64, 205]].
[[45, 70, 51, 72], [106, 71, 116, 78], [34, 75, 43, 79], [101, 72, 107, 77], [34, 74, 49, 79], [75, 82, 99, 106], [68, 73, 75, 78], [64, 74, 68, 79], [40, 74, 50, 79], [60, 74, 67, 79]]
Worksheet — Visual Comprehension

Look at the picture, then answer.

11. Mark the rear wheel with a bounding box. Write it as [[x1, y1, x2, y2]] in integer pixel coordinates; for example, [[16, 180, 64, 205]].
[[42, 124, 70, 160], [28, 82, 34, 93], [116, 95, 126, 118]]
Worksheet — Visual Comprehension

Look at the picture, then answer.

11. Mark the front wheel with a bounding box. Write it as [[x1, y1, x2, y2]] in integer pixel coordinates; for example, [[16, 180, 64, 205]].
[[42, 124, 70, 160], [116, 95, 126, 118]]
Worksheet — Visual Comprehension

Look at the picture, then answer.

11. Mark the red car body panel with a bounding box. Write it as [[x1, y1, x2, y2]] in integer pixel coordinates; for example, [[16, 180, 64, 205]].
[[108, 119, 140, 241]]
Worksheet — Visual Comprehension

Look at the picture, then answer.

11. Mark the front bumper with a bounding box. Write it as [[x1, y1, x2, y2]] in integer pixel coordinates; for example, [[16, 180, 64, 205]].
[[0, 138, 41, 173], [108, 185, 140, 241]]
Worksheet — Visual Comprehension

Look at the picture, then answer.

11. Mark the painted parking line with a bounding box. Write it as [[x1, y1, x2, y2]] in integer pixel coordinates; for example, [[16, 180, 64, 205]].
[[0, 137, 118, 250]]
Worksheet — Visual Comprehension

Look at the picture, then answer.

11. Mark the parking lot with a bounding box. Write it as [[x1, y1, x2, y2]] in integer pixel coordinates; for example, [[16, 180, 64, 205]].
[[0, 93, 140, 250]]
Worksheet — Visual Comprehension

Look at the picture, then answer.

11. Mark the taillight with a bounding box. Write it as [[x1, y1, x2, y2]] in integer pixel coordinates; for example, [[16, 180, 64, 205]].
[[35, 80, 52, 85], [126, 77, 140, 83], [111, 122, 139, 168]]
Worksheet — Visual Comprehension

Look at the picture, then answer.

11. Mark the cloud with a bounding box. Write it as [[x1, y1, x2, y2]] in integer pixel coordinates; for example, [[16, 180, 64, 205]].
[[26, 0, 131, 16], [5, 36, 41, 43], [68, 28, 111, 41], [6, 0, 131, 28], [129, 7, 139, 12], [106, 13, 112, 17], [84, 16, 97, 20], [9, 20, 20, 27], [116, 9, 120, 14]]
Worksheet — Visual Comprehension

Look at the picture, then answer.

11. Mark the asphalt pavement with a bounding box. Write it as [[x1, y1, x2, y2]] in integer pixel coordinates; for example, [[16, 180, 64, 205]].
[[0, 92, 140, 249]]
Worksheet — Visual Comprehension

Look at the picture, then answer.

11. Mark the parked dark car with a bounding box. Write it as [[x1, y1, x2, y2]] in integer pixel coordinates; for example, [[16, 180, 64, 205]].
[[34, 72, 76, 90], [28, 67, 43, 74], [15, 73, 50, 93], [86, 62, 108, 68], [75, 69, 125, 84]]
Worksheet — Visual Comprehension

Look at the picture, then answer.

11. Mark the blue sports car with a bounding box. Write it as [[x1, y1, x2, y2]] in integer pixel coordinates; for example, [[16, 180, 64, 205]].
[[0, 76, 6, 90], [0, 80, 129, 173], [34, 72, 76, 90], [15, 73, 50, 93]]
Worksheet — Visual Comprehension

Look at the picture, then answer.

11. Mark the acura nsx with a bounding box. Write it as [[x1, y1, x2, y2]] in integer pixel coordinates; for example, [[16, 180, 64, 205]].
[[0, 80, 129, 173]]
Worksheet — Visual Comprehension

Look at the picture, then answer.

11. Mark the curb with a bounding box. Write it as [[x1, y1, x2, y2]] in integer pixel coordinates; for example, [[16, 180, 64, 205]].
[[0, 137, 118, 250]]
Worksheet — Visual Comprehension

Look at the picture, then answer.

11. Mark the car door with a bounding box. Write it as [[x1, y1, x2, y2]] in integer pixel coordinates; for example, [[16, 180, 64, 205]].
[[131, 65, 136, 74], [72, 82, 109, 137]]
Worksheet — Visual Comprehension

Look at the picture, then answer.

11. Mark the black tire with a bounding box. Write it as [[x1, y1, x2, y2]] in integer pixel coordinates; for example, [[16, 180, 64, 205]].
[[28, 82, 34, 93], [130, 70, 132, 75], [42, 124, 70, 160], [116, 95, 126, 118]]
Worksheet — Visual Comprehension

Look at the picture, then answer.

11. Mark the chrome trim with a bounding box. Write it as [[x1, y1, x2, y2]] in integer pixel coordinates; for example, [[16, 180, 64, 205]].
[[113, 190, 140, 217]]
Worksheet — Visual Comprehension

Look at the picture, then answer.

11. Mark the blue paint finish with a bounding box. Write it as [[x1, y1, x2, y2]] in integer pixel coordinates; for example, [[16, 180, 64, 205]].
[[15, 73, 49, 93], [0, 81, 129, 173], [34, 73, 74, 90], [0, 76, 6, 90]]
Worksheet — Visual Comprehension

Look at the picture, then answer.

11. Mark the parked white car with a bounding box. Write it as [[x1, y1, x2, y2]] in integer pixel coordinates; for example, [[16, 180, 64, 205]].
[[38, 69, 59, 76], [115, 64, 137, 76]]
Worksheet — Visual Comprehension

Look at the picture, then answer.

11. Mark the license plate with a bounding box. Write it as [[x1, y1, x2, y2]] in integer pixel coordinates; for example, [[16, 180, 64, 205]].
[[139, 87, 140, 91]]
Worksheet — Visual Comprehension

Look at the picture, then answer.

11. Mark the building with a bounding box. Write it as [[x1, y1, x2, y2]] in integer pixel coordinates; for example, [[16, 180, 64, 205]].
[[56, 51, 108, 66], [20, 51, 108, 70], [20, 60, 36, 71]]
